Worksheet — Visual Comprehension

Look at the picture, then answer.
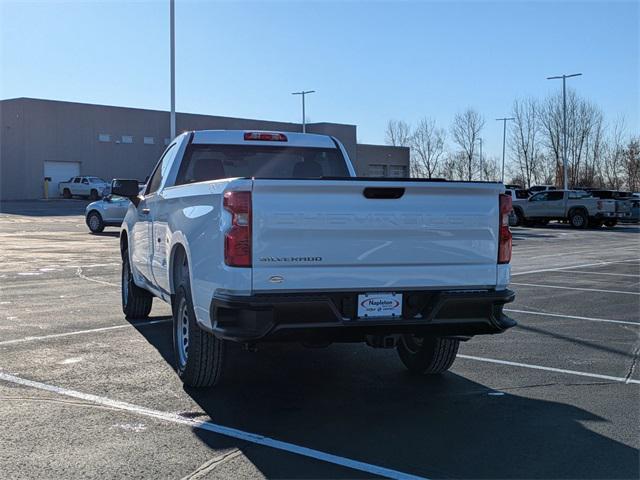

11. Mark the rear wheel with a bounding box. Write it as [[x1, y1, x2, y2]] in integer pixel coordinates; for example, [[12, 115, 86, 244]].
[[604, 219, 618, 228], [86, 211, 104, 233], [62, 188, 71, 199], [172, 261, 226, 387], [588, 218, 604, 228], [514, 208, 525, 227], [569, 209, 588, 229], [121, 252, 152, 319], [397, 335, 459, 374], [89, 189, 99, 200]]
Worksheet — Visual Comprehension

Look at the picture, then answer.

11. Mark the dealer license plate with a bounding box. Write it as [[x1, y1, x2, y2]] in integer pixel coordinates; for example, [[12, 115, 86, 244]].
[[357, 292, 402, 319]]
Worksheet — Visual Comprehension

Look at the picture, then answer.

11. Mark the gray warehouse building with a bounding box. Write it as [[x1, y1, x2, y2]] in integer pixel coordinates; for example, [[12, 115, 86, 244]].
[[0, 98, 409, 200]]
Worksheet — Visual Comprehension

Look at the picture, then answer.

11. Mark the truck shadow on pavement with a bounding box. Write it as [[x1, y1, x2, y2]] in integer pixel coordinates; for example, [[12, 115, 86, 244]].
[[131, 320, 639, 479]]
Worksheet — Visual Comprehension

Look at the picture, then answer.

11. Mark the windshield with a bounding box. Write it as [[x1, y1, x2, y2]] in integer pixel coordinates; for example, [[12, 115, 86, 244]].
[[175, 145, 349, 185]]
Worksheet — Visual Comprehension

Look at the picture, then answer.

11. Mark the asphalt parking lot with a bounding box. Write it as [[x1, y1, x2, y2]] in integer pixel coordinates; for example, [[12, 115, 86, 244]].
[[1, 200, 638, 480]]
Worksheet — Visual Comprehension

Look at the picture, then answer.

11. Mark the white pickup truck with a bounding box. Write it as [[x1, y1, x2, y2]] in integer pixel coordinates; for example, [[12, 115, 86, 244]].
[[58, 176, 110, 200], [113, 130, 515, 387]]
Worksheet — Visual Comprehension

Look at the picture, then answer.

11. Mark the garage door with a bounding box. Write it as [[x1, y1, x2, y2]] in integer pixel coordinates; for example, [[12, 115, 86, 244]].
[[44, 161, 80, 198]]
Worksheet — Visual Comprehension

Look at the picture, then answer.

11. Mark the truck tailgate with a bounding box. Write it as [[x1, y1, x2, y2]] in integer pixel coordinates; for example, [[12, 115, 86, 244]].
[[251, 179, 503, 292]]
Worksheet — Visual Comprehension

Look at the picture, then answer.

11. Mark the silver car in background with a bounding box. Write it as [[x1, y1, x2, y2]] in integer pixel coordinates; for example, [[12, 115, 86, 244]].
[[85, 195, 129, 233]]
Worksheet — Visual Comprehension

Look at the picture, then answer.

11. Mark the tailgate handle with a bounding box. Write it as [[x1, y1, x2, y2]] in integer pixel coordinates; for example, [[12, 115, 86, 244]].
[[363, 187, 405, 199]]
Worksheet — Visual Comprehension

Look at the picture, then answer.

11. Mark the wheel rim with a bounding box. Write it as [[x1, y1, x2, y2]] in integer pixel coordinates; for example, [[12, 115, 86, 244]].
[[122, 259, 129, 307], [176, 297, 189, 369], [573, 214, 584, 227], [401, 334, 423, 354], [89, 214, 100, 230]]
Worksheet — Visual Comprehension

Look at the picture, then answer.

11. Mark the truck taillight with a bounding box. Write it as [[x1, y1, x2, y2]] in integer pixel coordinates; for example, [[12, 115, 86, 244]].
[[498, 193, 512, 264], [223, 191, 251, 267]]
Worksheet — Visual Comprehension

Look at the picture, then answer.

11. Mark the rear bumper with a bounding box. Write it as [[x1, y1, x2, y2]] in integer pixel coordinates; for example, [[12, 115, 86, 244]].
[[208, 288, 516, 343]]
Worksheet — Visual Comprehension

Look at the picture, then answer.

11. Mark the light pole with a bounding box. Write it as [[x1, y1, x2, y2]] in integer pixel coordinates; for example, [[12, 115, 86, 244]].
[[291, 90, 315, 133], [547, 73, 582, 190], [496, 117, 515, 184], [478, 137, 483, 180], [169, 0, 176, 140]]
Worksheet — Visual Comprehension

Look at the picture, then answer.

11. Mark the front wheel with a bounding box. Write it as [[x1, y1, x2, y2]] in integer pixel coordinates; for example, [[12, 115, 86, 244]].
[[86, 211, 104, 233], [173, 285, 226, 387], [569, 210, 588, 229], [397, 335, 459, 374], [121, 252, 152, 319]]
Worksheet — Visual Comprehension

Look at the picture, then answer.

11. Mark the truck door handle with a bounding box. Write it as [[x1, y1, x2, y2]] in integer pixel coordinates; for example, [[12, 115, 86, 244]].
[[363, 187, 405, 199], [141, 208, 150, 214]]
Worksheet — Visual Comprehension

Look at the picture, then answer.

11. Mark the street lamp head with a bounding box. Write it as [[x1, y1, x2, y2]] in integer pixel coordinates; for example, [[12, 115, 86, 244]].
[[547, 73, 582, 80]]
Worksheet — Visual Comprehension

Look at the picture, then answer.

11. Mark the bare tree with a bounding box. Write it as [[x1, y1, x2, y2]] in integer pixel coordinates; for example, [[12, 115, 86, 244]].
[[539, 92, 564, 186], [480, 156, 500, 182], [451, 109, 484, 180], [624, 137, 640, 192], [385, 119, 412, 147], [601, 119, 627, 190], [411, 117, 446, 178], [509, 98, 539, 189], [539, 89, 603, 188], [440, 151, 468, 180]]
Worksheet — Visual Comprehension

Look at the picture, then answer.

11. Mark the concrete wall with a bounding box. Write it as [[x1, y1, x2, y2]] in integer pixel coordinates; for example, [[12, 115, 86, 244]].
[[0, 98, 409, 200]]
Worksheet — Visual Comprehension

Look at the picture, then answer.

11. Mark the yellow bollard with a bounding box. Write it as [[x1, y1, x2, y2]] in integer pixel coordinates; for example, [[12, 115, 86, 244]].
[[43, 177, 50, 199]]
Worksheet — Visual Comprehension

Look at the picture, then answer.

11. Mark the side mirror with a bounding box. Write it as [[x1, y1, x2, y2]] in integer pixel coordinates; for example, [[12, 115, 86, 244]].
[[111, 179, 141, 206]]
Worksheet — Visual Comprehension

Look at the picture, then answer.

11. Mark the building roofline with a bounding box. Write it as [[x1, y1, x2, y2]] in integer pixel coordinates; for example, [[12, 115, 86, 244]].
[[0, 97, 355, 129], [357, 143, 410, 150]]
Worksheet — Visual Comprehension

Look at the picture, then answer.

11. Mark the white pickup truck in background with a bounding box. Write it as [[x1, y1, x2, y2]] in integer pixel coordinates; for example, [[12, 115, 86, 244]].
[[58, 176, 110, 200], [113, 130, 515, 387]]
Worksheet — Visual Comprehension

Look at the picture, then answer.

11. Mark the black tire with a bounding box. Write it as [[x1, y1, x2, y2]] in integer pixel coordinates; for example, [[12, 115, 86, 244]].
[[121, 252, 152, 319], [604, 219, 618, 228], [569, 209, 588, 229], [514, 208, 525, 227], [86, 211, 105, 233], [173, 284, 226, 387], [172, 253, 226, 387], [397, 335, 459, 374], [588, 218, 604, 228], [89, 189, 99, 200], [62, 188, 71, 199]]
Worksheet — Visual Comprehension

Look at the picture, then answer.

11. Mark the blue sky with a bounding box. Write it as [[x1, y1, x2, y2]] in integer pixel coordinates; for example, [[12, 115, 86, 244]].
[[1, 0, 638, 158]]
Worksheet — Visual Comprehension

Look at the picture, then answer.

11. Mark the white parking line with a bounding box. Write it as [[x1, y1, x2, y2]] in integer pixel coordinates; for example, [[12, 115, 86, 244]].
[[512, 259, 640, 276], [505, 308, 639, 326], [0, 372, 427, 480], [458, 355, 640, 385], [526, 248, 639, 260], [511, 282, 640, 296], [0, 319, 171, 347], [76, 266, 118, 287], [564, 270, 639, 278]]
